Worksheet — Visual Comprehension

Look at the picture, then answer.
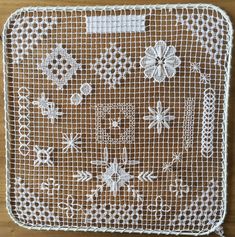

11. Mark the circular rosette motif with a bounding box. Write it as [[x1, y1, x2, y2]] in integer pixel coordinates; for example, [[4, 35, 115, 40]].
[[140, 41, 181, 82]]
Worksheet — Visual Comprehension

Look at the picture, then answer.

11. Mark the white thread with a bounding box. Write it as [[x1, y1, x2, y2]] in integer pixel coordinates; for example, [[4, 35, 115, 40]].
[[86, 15, 146, 33], [41, 178, 60, 195], [173, 180, 224, 231], [62, 133, 82, 153], [183, 98, 195, 150], [11, 16, 57, 63], [95, 104, 135, 144], [40, 44, 81, 90], [85, 204, 143, 225], [201, 88, 215, 158], [162, 153, 182, 172], [93, 44, 134, 88], [80, 83, 92, 96], [177, 13, 226, 65], [3, 5, 232, 235], [70, 93, 83, 105], [14, 178, 59, 225], [33, 93, 63, 124], [73, 171, 92, 182], [58, 195, 82, 218], [33, 146, 54, 166], [140, 41, 181, 82], [143, 101, 175, 134], [169, 179, 189, 197], [147, 196, 171, 219], [18, 87, 30, 156]]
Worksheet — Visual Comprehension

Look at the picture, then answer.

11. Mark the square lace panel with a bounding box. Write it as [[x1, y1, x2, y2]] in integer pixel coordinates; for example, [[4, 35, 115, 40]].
[[3, 4, 232, 236]]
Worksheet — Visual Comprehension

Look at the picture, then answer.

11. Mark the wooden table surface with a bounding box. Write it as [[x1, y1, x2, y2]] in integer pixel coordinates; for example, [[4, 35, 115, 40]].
[[0, 0, 234, 237]]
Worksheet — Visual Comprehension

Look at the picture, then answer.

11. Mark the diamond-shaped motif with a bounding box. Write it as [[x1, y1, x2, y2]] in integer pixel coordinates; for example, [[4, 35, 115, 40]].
[[40, 44, 81, 90], [93, 44, 134, 88]]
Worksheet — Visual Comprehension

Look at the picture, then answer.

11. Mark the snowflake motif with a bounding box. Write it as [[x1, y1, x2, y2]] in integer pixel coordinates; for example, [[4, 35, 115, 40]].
[[190, 62, 201, 73], [143, 101, 175, 134], [162, 153, 182, 172], [62, 133, 82, 153], [33, 93, 63, 124], [147, 196, 171, 219], [39, 44, 81, 90], [172, 153, 182, 162], [58, 195, 82, 218], [32, 92, 51, 113], [140, 40, 181, 82], [41, 178, 60, 195], [162, 162, 173, 172], [169, 179, 189, 197], [43, 104, 63, 124], [33, 146, 54, 166], [200, 73, 211, 84]]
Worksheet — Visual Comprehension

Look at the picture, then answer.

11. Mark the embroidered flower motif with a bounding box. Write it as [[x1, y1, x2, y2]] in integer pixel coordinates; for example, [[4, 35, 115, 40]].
[[40, 44, 81, 90], [58, 195, 82, 218], [33, 146, 54, 166], [169, 179, 189, 197], [200, 73, 211, 84], [143, 101, 175, 134], [41, 178, 60, 195], [140, 41, 181, 82], [190, 62, 201, 72], [62, 133, 82, 153], [147, 196, 171, 219]]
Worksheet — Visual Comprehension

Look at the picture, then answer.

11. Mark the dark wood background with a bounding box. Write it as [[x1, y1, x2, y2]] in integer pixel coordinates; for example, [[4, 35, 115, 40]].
[[0, 0, 234, 236]]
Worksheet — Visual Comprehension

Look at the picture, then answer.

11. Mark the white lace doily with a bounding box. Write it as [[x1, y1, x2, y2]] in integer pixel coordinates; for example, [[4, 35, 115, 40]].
[[3, 4, 232, 236]]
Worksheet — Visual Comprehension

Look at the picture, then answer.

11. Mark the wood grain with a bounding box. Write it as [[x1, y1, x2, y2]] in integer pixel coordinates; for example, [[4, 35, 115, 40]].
[[0, 1, 234, 237]]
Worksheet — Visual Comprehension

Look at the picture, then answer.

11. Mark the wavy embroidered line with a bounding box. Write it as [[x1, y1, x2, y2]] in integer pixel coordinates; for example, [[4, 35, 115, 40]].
[[18, 87, 30, 156]]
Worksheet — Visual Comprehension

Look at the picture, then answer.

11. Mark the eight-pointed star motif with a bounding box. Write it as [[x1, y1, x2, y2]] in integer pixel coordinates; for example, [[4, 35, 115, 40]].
[[140, 40, 181, 82], [62, 133, 82, 153], [143, 101, 175, 134]]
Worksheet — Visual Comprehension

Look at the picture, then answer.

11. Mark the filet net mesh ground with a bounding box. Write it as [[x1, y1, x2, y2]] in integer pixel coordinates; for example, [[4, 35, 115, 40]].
[[3, 4, 232, 236]]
